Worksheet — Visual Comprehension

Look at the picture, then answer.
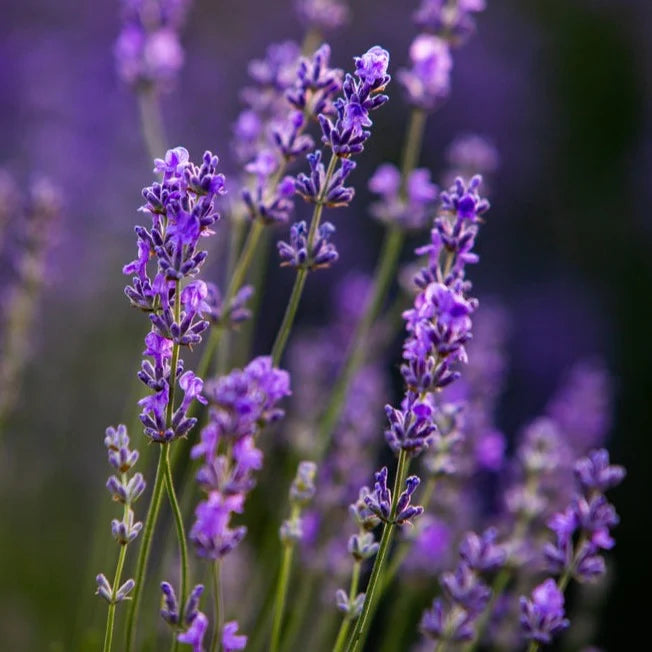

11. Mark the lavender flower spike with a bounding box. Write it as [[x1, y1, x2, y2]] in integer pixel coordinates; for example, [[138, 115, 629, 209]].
[[363, 467, 424, 526], [222, 621, 247, 651], [520, 579, 570, 644]]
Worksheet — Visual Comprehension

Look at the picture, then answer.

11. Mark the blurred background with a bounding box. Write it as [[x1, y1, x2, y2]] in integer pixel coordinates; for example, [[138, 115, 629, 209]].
[[1, 0, 650, 648]]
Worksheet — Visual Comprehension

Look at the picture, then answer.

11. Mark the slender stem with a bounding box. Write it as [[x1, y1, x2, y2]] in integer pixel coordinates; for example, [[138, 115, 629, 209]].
[[128, 284, 185, 650], [332, 561, 361, 652], [102, 521, 129, 652], [271, 153, 338, 365], [125, 446, 167, 651], [399, 109, 426, 190], [270, 542, 295, 652], [345, 451, 410, 652], [137, 86, 167, 161], [277, 570, 315, 652], [163, 444, 189, 651], [271, 268, 308, 365], [211, 561, 224, 652]]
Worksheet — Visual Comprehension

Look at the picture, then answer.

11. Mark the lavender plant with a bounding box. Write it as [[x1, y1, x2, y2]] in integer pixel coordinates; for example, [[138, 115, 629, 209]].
[[88, 1, 628, 650]]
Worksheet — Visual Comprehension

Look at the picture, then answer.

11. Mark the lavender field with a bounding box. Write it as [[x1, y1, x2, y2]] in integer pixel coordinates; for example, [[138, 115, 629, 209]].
[[1, 1, 650, 650]]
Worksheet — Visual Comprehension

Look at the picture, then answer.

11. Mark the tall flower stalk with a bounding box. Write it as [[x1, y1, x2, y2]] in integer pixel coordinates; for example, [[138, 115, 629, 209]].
[[119, 147, 226, 649], [97, 426, 145, 652], [344, 173, 491, 651], [315, 0, 488, 459], [272, 45, 392, 364]]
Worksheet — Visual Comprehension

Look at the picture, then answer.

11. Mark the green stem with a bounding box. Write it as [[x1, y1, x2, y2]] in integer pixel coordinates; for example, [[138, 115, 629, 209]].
[[271, 268, 308, 366], [278, 570, 315, 652], [163, 444, 189, 652], [210, 560, 224, 652], [332, 561, 361, 652], [345, 451, 410, 652], [271, 153, 338, 365], [399, 109, 426, 189], [102, 514, 129, 652], [125, 446, 167, 651], [127, 283, 185, 650], [137, 86, 166, 161], [270, 542, 295, 652]]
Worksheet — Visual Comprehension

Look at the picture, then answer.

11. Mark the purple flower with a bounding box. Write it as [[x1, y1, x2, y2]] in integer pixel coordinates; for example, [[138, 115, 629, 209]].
[[354, 46, 390, 87], [369, 163, 400, 196], [363, 467, 424, 526], [222, 621, 247, 651], [286, 44, 343, 118], [369, 164, 438, 229], [414, 0, 486, 45], [177, 611, 209, 651], [384, 398, 437, 456], [190, 491, 247, 560], [295, 150, 356, 207], [520, 579, 570, 644], [441, 562, 490, 612], [440, 175, 490, 223], [459, 528, 506, 572], [420, 598, 474, 642], [277, 220, 339, 270], [317, 46, 390, 156], [398, 35, 452, 110], [201, 356, 291, 441], [574, 449, 626, 492], [295, 0, 350, 32], [114, 1, 190, 90]]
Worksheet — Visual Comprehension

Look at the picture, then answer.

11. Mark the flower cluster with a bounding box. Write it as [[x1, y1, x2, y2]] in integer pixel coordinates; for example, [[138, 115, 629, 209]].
[[517, 450, 624, 646], [363, 467, 424, 526], [0, 174, 62, 425], [399, 0, 486, 110], [279, 46, 391, 270], [420, 528, 506, 644], [519, 579, 570, 645], [190, 356, 291, 559], [160, 582, 210, 649], [277, 219, 338, 271], [238, 42, 344, 227], [398, 176, 489, 415], [96, 425, 144, 604], [114, 0, 191, 90], [368, 163, 439, 230], [280, 461, 318, 544], [123, 147, 225, 443], [414, 0, 486, 46], [544, 450, 625, 582], [295, 0, 350, 33]]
